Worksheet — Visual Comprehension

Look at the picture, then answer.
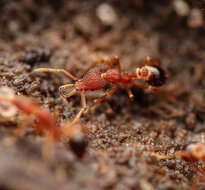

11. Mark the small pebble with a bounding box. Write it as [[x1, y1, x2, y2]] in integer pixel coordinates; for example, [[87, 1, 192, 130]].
[[73, 15, 93, 36], [0, 87, 17, 117], [0, 86, 15, 98], [22, 48, 51, 65], [96, 3, 118, 26], [187, 8, 203, 28], [185, 113, 196, 128], [173, 0, 190, 16], [139, 180, 154, 190], [169, 147, 175, 154]]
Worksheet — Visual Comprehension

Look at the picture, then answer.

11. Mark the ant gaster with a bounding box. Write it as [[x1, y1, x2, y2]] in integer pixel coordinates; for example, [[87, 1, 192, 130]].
[[34, 56, 166, 123]]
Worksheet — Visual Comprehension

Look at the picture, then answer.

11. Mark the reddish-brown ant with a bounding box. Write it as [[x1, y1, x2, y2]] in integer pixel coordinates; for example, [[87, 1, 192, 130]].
[[151, 134, 205, 187], [0, 87, 87, 158], [34, 56, 166, 123], [151, 134, 205, 161]]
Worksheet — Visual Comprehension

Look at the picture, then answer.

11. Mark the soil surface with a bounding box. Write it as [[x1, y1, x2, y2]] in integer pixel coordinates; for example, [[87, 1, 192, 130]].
[[0, 0, 205, 190]]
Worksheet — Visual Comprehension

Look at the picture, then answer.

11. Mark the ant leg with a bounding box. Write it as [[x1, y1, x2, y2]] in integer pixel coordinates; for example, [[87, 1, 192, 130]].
[[72, 90, 86, 124], [143, 56, 159, 66], [34, 68, 79, 81], [111, 56, 121, 72], [96, 56, 121, 71], [151, 152, 175, 160], [59, 84, 77, 99], [130, 80, 159, 93], [85, 85, 118, 114], [97, 58, 114, 68], [123, 84, 134, 101]]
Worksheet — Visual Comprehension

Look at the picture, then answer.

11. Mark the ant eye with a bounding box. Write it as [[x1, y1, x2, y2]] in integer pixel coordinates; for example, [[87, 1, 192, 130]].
[[147, 66, 166, 86]]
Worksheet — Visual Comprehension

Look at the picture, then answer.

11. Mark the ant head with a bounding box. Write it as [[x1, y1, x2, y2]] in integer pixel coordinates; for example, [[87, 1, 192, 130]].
[[136, 57, 166, 86]]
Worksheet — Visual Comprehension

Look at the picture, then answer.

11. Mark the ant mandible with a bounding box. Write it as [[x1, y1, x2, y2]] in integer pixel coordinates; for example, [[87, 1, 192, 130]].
[[34, 56, 166, 123]]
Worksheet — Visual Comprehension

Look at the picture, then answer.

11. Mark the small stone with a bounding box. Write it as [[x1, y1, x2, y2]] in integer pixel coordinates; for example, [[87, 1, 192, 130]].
[[188, 8, 203, 28], [185, 113, 196, 128], [173, 0, 190, 16], [169, 147, 175, 154], [73, 15, 93, 36], [96, 3, 118, 26], [0, 87, 17, 117], [0, 86, 15, 98], [139, 180, 154, 190]]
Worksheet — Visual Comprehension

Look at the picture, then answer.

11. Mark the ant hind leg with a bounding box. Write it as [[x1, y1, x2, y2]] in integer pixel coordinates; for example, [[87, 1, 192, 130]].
[[34, 68, 79, 81]]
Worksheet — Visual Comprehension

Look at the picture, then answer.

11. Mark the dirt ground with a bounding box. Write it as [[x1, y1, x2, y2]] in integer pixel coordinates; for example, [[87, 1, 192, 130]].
[[0, 0, 205, 189]]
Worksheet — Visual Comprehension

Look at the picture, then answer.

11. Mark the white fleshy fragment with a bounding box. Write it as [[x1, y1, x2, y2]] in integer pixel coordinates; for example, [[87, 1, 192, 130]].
[[173, 0, 190, 16], [0, 87, 17, 117], [0, 86, 15, 99], [96, 3, 118, 26], [0, 102, 17, 117]]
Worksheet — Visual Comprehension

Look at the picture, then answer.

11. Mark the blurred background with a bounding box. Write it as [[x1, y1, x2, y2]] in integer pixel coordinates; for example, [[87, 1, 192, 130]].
[[0, 1, 205, 190]]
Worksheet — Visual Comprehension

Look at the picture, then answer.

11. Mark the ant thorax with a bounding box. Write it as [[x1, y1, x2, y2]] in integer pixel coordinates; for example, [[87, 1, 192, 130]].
[[101, 69, 121, 84]]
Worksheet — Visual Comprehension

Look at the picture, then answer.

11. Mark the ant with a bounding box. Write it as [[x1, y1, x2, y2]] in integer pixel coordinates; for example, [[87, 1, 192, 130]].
[[34, 56, 166, 123], [151, 134, 205, 162], [151, 134, 205, 187], [0, 87, 87, 158]]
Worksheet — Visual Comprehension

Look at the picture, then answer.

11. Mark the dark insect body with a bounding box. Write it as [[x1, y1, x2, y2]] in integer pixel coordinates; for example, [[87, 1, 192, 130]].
[[34, 56, 166, 123], [0, 87, 87, 159]]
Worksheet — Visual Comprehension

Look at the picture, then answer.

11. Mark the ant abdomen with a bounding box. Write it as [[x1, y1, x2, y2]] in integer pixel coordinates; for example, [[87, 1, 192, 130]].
[[146, 65, 166, 86]]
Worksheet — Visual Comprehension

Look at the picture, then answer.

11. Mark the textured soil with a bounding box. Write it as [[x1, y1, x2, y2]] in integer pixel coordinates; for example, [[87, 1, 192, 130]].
[[0, 0, 205, 190]]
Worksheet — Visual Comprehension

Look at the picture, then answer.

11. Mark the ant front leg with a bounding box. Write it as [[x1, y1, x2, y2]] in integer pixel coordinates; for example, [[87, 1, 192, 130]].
[[123, 84, 134, 101], [34, 68, 79, 81], [84, 85, 118, 114]]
